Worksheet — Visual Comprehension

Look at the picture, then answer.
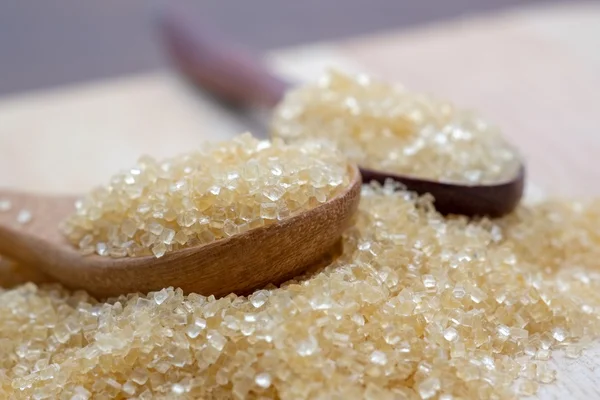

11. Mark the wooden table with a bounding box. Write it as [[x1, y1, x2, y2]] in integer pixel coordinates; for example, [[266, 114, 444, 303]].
[[0, 3, 599, 398]]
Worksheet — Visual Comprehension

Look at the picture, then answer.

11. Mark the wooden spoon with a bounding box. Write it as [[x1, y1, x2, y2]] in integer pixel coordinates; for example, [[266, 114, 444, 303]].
[[157, 5, 525, 217], [0, 165, 361, 298]]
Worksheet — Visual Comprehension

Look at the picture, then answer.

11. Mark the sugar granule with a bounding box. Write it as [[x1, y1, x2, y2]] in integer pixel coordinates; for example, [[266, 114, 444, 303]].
[[60, 133, 349, 258], [272, 70, 521, 184], [2, 183, 600, 399]]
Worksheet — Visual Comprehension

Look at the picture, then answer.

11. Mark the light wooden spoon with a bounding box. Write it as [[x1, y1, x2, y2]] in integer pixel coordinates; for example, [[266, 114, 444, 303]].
[[0, 165, 361, 298]]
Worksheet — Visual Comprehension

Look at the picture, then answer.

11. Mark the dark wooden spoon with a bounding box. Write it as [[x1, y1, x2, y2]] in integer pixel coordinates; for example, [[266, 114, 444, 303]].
[[156, 5, 525, 218]]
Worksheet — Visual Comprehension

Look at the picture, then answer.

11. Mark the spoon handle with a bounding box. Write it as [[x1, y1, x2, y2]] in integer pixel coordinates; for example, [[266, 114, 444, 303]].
[[156, 5, 525, 218], [157, 4, 289, 109], [0, 191, 78, 266]]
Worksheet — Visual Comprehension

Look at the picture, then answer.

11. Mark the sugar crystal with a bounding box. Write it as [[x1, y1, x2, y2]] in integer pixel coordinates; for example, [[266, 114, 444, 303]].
[[552, 327, 566, 342], [130, 369, 148, 385], [122, 381, 136, 395], [518, 379, 539, 396], [565, 345, 582, 359], [96, 243, 108, 257], [153, 288, 170, 305], [147, 222, 163, 236], [452, 285, 466, 299], [60, 134, 349, 258], [171, 383, 185, 394], [497, 324, 510, 339], [159, 228, 176, 244], [2, 181, 600, 399], [296, 336, 318, 356], [369, 350, 388, 365], [422, 274, 437, 289], [260, 203, 278, 220], [443, 327, 458, 342], [151, 243, 167, 258], [418, 377, 440, 399], [207, 330, 226, 351], [250, 290, 269, 308], [535, 349, 551, 361], [470, 287, 488, 304], [223, 220, 237, 237], [254, 372, 272, 388], [272, 70, 520, 185], [537, 367, 557, 384]]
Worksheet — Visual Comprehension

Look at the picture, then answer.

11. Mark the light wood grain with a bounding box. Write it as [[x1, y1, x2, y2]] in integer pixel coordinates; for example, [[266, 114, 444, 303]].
[[0, 2, 599, 397], [0, 73, 246, 193]]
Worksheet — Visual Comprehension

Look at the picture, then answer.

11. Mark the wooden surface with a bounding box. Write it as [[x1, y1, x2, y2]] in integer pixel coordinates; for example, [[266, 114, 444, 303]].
[[0, 2, 599, 398]]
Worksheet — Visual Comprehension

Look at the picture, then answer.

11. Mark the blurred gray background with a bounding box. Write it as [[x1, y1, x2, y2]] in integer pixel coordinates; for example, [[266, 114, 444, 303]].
[[0, 0, 562, 95]]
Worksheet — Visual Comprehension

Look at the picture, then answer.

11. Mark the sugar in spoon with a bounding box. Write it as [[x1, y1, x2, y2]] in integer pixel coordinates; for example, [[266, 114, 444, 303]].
[[0, 165, 360, 297], [157, 5, 525, 218]]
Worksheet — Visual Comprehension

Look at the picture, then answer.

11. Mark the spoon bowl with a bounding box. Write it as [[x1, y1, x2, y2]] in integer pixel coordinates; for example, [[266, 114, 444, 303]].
[[360, 166, 525, 217], [0, 164, 361, 298], [158, 5, 525, 218]]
